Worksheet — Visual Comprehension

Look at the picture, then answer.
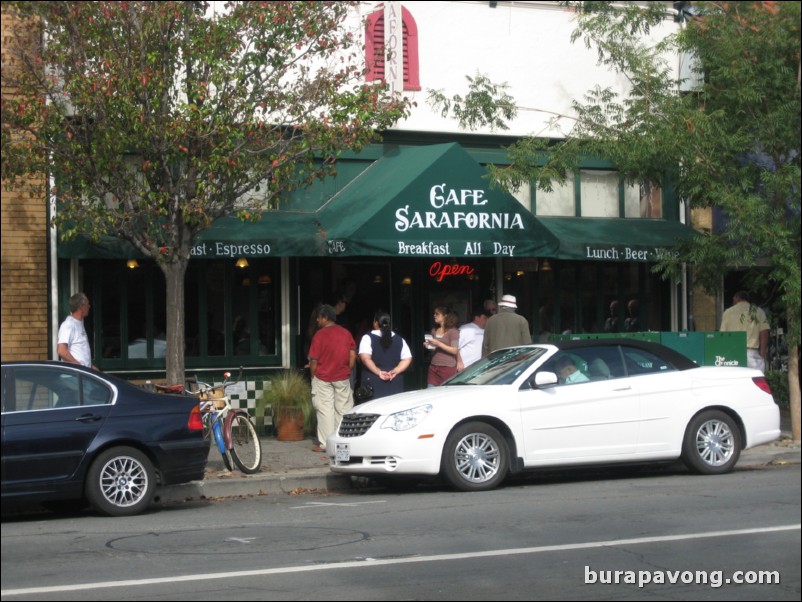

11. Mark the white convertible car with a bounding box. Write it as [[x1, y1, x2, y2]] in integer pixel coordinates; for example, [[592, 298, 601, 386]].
[[327, 339, 780, 491]]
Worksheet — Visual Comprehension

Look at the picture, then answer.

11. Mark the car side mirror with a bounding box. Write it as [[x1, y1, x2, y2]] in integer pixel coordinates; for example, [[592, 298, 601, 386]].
[[527, 371, 559, 389]]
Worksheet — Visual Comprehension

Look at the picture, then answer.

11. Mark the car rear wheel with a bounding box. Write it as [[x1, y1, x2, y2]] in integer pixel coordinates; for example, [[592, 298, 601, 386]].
[[681, 411, 741, 475], [442, 422, 508, 491], [85, 446, 156, 516]]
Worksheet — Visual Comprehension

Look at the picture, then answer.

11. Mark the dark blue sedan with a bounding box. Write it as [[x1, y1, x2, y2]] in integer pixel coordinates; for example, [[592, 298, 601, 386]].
[[1, 361, 209, 516]]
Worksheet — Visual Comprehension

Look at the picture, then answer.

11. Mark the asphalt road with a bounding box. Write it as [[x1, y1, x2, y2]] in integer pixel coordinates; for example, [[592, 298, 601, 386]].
[[2, 463, 800, 601]]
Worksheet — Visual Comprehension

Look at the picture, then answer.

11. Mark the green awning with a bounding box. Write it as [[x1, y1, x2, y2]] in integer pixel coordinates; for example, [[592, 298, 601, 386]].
[[537, 216, 694, 262], [58, 211, 323, 259], [59, 144, 692, 263], [192, 212, 323, 258], [317, 143, 559, 258], [58, 235, 141, 259]]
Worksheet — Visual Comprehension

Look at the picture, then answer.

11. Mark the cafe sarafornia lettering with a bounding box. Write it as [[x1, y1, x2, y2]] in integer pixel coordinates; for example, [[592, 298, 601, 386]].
[[394, 184, 525, 233], [326, 183, 525, 257]]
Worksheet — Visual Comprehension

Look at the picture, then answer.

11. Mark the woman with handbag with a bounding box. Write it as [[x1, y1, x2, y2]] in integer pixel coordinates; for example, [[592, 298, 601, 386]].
[[357, 311, 412, 401]]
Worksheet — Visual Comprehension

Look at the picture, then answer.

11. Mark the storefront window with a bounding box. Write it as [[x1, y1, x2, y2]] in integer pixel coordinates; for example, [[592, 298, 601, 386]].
[[84, 258, 281, 370], [533, 260, 671, 338]]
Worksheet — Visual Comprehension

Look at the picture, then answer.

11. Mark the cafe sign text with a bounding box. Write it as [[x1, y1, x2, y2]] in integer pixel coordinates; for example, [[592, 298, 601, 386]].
[[394, 183, 525, 233], [584, 244, 679, 263]]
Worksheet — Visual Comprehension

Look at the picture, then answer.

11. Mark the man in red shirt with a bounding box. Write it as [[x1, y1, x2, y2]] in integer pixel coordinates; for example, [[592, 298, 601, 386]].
[[308, 304, 356, 452]]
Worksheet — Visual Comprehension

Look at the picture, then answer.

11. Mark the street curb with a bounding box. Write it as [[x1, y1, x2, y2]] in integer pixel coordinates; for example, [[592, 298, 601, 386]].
[[157, 471, 351, 504], [157, 445, 800, 505]]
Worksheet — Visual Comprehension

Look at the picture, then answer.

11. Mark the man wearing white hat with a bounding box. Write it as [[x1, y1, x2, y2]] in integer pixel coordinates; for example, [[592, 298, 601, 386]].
[[481, 294, 532, 357]]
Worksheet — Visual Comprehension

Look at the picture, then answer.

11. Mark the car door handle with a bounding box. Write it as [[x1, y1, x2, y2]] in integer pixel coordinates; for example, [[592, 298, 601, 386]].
[[75, 414, 103, 423], [612, 386, 632, 391]]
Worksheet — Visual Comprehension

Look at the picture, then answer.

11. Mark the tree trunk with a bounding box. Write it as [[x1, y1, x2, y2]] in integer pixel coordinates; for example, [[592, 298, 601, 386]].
[[788, 343, 800, 442], [161, 259, 189, 386]]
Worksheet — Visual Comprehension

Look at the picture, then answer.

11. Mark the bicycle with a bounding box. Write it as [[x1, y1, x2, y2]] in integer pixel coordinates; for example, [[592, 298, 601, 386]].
[[156, 370, 262, 474]]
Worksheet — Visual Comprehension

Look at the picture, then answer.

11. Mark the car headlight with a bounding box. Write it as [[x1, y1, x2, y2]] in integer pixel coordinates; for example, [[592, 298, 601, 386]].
[[380, 404, 433, 431]]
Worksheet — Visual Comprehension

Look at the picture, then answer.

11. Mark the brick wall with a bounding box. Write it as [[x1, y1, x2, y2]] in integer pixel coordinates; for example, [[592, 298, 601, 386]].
[[2, 8, 50, 361]]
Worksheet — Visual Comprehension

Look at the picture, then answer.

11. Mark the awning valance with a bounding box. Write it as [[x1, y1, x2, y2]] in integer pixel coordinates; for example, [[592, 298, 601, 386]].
[[537, 216, 694, 262], [58, 211, 322, 259], [192, 212, 323, 258]]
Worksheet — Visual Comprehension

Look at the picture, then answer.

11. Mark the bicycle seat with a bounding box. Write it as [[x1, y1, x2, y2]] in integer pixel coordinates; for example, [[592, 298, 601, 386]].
[[154, 384, 185, 394]]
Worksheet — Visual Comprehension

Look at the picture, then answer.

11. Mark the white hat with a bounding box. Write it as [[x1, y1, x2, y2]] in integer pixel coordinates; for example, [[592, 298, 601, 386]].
[[498, 294, 517, 309]]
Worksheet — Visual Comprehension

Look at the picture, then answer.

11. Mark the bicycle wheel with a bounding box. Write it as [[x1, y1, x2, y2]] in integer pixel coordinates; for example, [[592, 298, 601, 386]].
[[221, 450, 234, 472], [229, 413, 262, 474]]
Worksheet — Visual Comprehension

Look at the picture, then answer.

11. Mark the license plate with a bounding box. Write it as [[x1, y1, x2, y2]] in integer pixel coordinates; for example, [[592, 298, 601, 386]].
[[335, 443, 350, 462]]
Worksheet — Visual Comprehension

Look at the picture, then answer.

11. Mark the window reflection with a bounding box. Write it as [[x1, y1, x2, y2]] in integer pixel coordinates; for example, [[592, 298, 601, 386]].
[[84, 257, 280, 367]]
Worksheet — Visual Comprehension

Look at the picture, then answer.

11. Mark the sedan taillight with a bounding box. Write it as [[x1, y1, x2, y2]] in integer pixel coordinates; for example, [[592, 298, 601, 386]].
[[187, 405, 204, 431], [752, 377, 773, 395]]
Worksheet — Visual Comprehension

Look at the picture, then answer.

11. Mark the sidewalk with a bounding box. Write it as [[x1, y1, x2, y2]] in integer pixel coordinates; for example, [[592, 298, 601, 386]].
[[157, 415, 800, 505]]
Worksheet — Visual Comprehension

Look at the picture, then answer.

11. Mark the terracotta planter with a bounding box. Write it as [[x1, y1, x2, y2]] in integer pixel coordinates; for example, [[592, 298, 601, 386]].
[[275, 407, 305, 441]]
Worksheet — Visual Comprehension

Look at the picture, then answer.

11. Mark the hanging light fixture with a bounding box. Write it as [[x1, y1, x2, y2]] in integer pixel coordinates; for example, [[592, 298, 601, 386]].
[[126, 259, 140, 269], [235, 258, 249, 268], [540, 259, 552, 272]]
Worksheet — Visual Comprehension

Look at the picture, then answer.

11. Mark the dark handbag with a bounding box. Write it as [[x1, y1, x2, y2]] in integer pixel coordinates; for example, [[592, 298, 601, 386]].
[[354, 382, 374, 403], [355, 335, 380, 403]]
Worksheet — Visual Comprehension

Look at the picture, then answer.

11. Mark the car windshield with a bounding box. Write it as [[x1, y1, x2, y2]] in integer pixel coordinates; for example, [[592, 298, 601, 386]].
[[446, 346, 548, 386]]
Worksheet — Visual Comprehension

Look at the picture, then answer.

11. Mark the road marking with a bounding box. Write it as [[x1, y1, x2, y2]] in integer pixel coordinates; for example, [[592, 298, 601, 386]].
[[2, 524, 799, 597], [291, 500, 388, 509], [226, 537, 256, 544]]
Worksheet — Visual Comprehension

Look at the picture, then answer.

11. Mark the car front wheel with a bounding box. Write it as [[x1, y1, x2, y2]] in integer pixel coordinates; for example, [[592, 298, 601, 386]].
[[442, 422, 508, 491], [85, 446, 156, 516], [681, 411, 741, 475]]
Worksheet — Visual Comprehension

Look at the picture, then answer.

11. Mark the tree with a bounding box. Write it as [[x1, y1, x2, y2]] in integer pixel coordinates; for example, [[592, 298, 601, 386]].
[[1, 1, 409, 384], [428, 1, 801, 440]]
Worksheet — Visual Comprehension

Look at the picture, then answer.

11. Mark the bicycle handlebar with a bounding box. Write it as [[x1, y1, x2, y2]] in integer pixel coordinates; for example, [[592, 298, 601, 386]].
[[153, 367, 244, 397]]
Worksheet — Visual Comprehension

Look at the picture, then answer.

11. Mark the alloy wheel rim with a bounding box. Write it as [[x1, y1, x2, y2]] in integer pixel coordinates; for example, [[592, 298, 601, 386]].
[[695, 419, 735, 466], [99, 456, 148, 507], [455, 432, 501, 483]]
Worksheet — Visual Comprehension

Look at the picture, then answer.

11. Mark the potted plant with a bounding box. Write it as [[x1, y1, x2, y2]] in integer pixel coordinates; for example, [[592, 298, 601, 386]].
[[257, 370, 314, 441]]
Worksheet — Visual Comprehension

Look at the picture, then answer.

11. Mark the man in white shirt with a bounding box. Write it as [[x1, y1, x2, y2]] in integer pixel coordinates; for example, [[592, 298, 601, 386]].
[[458, 306, 492, 370], [57, 292, 96, 369]]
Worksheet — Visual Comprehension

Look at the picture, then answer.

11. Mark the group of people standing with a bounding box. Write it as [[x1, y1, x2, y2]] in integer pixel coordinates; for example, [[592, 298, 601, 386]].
[[306, 304, 414, 452], [424, 294, 531, 386], [306, 293, 533, 450]]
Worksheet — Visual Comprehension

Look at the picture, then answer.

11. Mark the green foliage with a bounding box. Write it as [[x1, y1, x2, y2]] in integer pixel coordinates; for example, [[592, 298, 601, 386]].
[[766, 371, 790, 410], [1, 1, 409, 382], [428, 73, 517, 132], [258, 370, 314, 433], [426, 1, 801, 351], [571, 2, 800, 350], [2, 1, 408, 257]]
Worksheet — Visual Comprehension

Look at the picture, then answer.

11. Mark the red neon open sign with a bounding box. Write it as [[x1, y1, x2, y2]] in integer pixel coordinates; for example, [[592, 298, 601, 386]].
[[429, 261, 476, 282]]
